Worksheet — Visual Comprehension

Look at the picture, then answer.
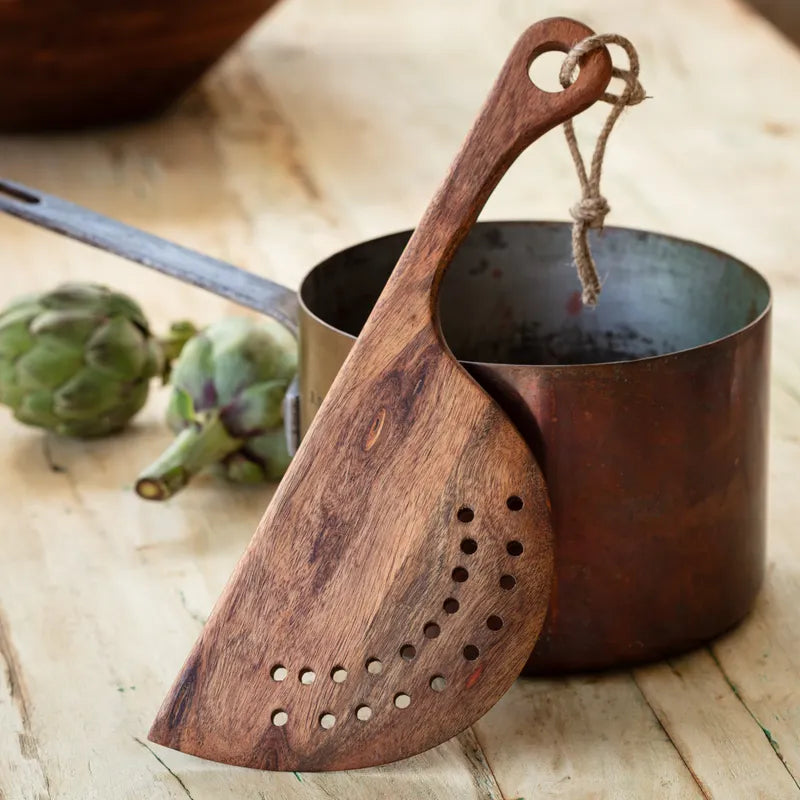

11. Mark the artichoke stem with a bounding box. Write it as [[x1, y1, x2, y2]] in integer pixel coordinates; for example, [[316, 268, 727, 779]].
[[159, 320, 199, 382], [136, 413, 240, 501]]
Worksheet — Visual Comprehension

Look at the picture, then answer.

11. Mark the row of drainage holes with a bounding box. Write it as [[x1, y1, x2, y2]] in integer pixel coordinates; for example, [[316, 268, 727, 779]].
[[270, 676, 448, 728], [457, 495, 523, 524], [460, 538, 524, 557], [398, 539, 517, 662], [450, 521, 516, 662], [271, 665, 349, 684], [269, 602, 502, 686], [269, 658, 389, 683]]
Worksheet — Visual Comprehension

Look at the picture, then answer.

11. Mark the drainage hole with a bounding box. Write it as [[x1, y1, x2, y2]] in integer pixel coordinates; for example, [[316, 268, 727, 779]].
[[506, 495, 523, 511], [500, 574, 517, 591], [460, 538, 477, 555], [443, 598, 460, 614], [423, 622, 441, 639], [355, 704, 373, 721], [319, 713, 336, 730], [506, 540, 524, 556], [365, 658, 383, 675], [463, 644, 480, 661], [452, 566, 469, 583], [400, 644, 416, 661], [487, 615, 504, 631], [457, 507, 475, 523], [271, 709, 288, 727]]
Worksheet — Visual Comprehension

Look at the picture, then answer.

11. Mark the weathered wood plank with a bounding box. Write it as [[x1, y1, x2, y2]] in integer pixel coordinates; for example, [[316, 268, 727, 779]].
[[474, 675, 705, 799], [0, 606, 52, 800], [635, 650, 800, 798]]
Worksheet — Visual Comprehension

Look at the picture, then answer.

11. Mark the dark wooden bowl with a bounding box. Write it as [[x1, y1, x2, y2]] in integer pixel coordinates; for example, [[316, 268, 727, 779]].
[[0, 0, 281, 131]]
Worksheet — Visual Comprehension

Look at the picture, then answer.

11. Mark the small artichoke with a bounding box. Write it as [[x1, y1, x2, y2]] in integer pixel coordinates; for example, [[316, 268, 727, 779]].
[[0, 283, 189, 438], [135, 317, 297, 500]]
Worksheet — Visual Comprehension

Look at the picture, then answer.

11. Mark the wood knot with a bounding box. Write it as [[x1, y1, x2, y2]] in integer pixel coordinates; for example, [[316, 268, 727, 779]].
[[364, 408, 387, 451]]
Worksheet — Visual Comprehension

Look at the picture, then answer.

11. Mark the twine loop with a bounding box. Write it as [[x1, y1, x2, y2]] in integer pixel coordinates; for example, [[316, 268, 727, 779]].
[[559, 33, 645, 306]]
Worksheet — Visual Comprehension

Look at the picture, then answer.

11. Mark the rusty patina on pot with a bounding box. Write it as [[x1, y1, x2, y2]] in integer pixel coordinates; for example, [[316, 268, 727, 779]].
[[299, 222, 771, 673]]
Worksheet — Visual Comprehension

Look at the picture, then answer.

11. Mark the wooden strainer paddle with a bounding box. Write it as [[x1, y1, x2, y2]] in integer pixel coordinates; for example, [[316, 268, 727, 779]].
[[149, 17, 612, 771]]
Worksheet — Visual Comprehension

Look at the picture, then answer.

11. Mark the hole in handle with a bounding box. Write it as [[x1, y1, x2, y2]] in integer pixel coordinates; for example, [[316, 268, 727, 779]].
[[528, 49, 574, 93], [0, 182, 41, 205]]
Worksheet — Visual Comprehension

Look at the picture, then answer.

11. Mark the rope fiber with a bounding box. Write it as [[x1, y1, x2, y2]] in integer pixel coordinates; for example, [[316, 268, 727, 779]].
[[559, 34, 646, 306]]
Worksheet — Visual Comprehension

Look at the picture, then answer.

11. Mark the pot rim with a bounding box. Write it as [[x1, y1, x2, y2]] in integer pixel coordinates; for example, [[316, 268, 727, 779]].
[[298, 220, 772, 370]]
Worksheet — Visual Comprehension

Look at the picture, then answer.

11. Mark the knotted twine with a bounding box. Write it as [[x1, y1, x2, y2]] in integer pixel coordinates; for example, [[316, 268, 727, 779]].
[[559, 34, 646, 306]]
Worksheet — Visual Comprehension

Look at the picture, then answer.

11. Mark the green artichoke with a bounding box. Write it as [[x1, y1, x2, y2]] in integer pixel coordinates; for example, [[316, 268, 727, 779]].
[[0, 283, 192, 438], [135, 316, 297, 500]]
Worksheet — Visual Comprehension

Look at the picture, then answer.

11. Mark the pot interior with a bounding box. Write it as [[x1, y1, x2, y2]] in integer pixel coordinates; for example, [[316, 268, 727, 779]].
[[300, 222, 770, 366]]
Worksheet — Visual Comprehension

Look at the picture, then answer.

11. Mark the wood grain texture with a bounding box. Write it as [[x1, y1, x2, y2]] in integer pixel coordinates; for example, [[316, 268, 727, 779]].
[[635, 650, 800, 798], [148, 18, 612, 771]]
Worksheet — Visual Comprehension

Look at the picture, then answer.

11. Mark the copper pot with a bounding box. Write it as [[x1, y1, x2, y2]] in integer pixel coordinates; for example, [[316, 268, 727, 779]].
[[0, 183, 771, 673], [298, 222, 771, 673]]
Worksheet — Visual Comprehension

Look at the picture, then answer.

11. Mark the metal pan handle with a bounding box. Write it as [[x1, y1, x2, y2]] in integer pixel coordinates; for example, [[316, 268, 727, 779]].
[[0, 177, 302, 454], [0, 178, 299, 335]]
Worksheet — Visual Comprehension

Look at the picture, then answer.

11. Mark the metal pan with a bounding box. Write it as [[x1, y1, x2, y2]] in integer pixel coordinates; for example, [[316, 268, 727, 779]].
[[0, 180, 771, 674]]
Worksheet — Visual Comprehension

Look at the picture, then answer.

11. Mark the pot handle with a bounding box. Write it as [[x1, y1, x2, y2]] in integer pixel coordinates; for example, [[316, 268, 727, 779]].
[[0, 177, 303, 455], [0, 178, 300, 335]]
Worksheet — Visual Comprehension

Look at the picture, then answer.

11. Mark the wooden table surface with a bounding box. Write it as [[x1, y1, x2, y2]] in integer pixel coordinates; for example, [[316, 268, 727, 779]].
[[1, 1, 799, 798]]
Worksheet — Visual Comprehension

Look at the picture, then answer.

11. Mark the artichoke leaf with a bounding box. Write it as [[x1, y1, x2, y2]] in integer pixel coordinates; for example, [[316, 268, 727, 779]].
[[0, 301, 43, 331], [211, 327, 296, 405], [14, 339, 84, 391], [30, 308, 104, 344], [220, 378, 288, 437], [85, 316, 147, 381], [170, 334, 216, 410], [243, 427, 292, 481], [221, 452, 267, 484], [0, 320, 35, 361], [44, 283, 108, 311], [166, 387, 196, 433], [14, 389, 59, 429], [53, 366, 124, 419], [0, 360, 23, 406]]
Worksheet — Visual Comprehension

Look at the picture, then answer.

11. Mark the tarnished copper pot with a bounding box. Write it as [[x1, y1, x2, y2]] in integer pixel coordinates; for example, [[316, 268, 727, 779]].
[[298, 222, 771, 673], [0, 181, 771, 674]]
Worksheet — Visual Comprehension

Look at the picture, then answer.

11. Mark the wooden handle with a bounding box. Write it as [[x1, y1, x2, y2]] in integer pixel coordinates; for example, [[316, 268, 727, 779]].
[[374, 17, 612, 330]]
